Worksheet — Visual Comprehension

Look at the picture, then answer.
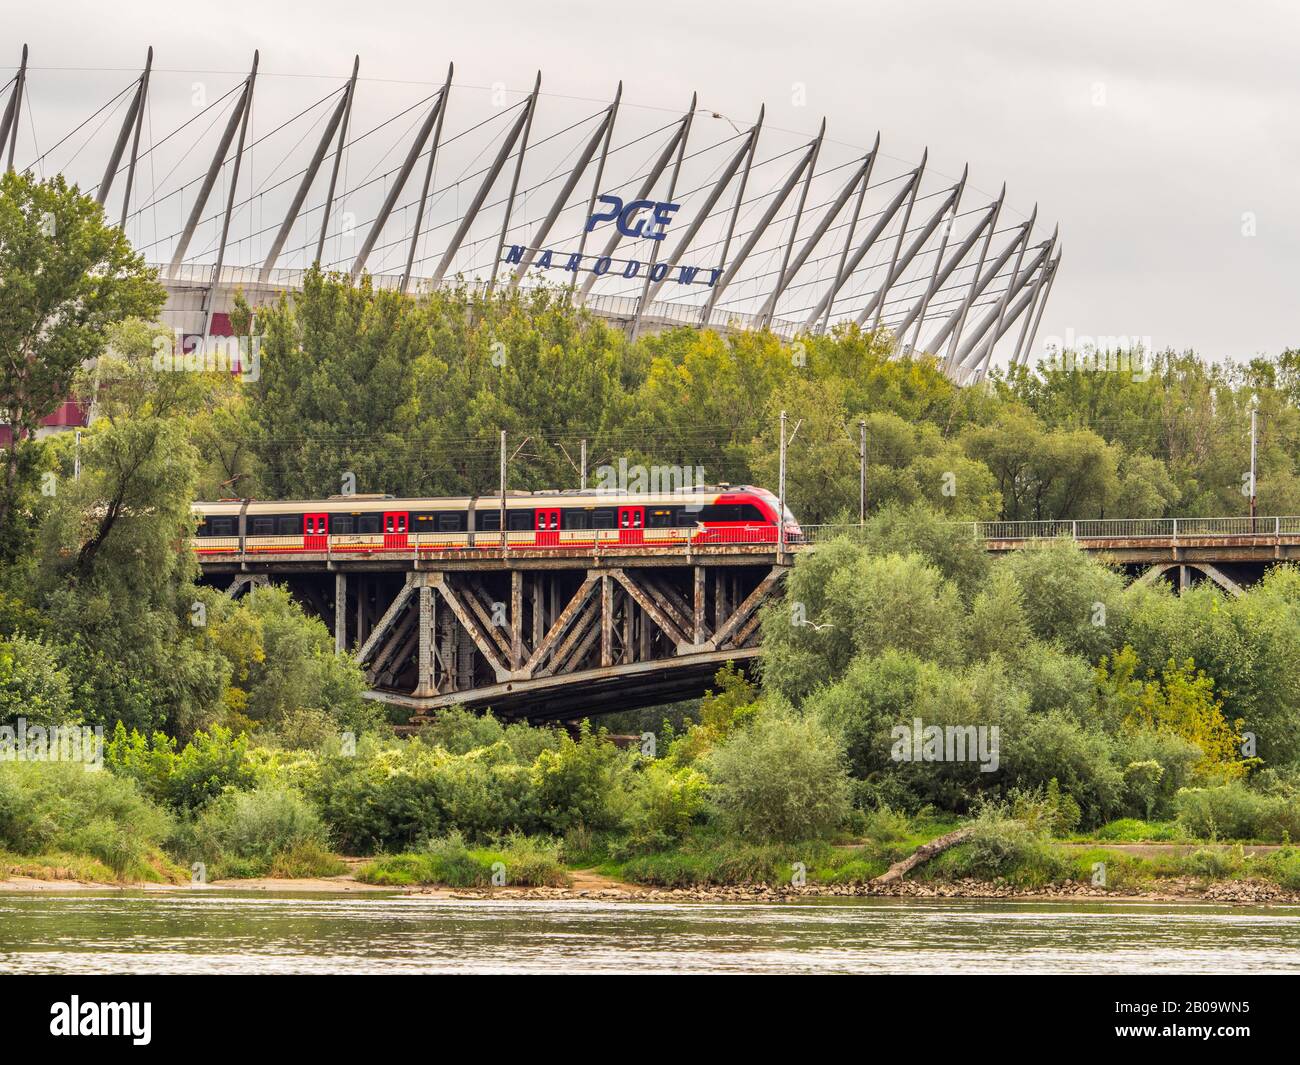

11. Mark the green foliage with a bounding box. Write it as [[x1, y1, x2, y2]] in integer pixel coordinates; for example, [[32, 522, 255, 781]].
[[704, 708, 852, 843], [105, 723, 263, 812], [1175, 781, 1300, 842], [186, 785, 328, 878], [0, 634, 76, 725], [0, 760, 172, 879], [356, 831, 568, 888]]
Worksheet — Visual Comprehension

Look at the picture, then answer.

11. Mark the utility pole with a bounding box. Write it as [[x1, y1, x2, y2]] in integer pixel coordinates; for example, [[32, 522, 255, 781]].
[[74, 430, 82, 481], [580, 439, 587, 491], [778, 411, 787, 562], [499, 430, 508, 551], [858, 419, 866, 525], [1249, 398, 1259, 525]]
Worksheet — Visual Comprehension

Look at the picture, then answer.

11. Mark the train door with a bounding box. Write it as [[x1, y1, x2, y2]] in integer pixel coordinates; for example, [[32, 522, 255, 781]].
[[617, 505, 644, 545], [304, 512, 329, 551], [383, 511, 409, 550], [534, 508, 560, 547]]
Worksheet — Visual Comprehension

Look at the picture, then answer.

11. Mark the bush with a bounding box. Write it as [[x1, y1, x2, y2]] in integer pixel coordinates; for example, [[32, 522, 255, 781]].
[[1175, 781, 1300, 842], [529, 725, 629, 834], [622, 760, 709, 852], [705, 709, 851, 843], [105, 722, 263, 811], [356, 831, 568, 888], [189, 786, 328, 877], [0, 761, 173, 879], [936, 803, 1067, 885]]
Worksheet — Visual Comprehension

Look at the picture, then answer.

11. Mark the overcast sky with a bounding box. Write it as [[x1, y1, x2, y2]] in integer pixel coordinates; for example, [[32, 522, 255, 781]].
[[9, 0, 1300, 363]]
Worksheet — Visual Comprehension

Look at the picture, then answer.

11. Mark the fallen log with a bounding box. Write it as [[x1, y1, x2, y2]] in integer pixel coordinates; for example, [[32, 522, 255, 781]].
[[872, 826, 974, 885]]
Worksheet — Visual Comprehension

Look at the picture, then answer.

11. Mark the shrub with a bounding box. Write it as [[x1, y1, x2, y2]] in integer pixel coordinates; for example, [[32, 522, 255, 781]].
[[356, 832, 568, 888], [269, 841, 347, 878], [623, 760, 709, 852], [189, 785, 328, 877], [529, 725, 629, 834], [704, 709, 851, 843], [105, 722, 263, 811], [0, 761, 172, 879], [1175, 781, 1300, 842]]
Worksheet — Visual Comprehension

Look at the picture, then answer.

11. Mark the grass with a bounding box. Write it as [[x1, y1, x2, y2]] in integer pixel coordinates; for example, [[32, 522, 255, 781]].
[[356, 833, 570, 888], [0, 848, 188, 885]]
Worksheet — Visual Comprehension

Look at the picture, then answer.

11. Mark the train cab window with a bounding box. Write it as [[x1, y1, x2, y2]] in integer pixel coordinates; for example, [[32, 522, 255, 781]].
[[647, 508, 675, 528], [358, 514, 381, 534], [592, 508, 616, 530], [332, 515, 354, 534], [251, 517, 275, 535]]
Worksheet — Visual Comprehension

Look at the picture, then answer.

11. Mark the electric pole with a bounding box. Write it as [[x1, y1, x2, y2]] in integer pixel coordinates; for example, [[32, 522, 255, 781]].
[[499, 430, 508, 550], [778, 410, 788, 561], [580, 439, 587, 491], [858, 418, 866, 525], [1249, 398, 1259, 524]]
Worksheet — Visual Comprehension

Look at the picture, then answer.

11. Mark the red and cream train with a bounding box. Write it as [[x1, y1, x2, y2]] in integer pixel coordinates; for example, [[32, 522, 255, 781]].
[[191, 485, 801, 554]]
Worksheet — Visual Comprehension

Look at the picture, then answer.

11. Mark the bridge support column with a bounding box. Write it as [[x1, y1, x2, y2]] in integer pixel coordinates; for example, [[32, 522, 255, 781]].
[[415, 583, 435, 697], [511, 570, 524, 669], [334, 572, 347, 653]]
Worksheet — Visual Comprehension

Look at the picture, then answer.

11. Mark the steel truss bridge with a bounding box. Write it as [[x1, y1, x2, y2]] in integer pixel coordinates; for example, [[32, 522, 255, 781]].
[[197, 517, 1297, 722], [5, 44, 1058, 381]]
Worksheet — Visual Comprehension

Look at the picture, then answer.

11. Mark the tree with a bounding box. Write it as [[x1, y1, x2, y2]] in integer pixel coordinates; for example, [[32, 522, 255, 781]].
[[0, 172, 164, 532]]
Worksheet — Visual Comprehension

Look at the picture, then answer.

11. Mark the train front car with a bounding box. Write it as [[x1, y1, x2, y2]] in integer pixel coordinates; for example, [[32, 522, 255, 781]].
[[190, 485, 800, 554]]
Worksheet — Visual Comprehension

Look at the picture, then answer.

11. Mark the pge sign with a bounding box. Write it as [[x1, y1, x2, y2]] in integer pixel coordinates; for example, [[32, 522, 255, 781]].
[[586, 195, 680, 241]]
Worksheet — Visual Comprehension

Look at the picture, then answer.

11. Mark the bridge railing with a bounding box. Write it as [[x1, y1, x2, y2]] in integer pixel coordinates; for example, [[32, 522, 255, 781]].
[[800, 516, 1300, 543]]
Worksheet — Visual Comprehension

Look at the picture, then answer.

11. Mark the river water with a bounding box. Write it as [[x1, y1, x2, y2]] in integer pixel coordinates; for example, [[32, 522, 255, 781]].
[[3, 892, 1299, 974]]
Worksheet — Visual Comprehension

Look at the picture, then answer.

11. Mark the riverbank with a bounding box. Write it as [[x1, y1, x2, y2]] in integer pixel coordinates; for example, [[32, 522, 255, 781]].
[[4, 863, 1299, 906]]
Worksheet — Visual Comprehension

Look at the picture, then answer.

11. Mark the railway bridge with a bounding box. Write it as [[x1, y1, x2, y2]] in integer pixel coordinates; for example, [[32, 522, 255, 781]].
[[196, 515, 1300, 723]]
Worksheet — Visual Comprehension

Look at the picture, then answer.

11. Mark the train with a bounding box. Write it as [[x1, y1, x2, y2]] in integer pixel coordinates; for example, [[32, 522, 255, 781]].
[[191, 485, 801, 553]]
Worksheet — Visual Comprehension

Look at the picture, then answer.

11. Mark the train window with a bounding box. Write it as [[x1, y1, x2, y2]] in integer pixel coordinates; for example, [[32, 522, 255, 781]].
[[564, 509, 590, 530], [680, 504, 704, 524], [333, 515, 354, 534], [508, 510, 532, 531], [278, 516, 300, 535], [592, 508, 616, 529], [251, 517, 275, 535], [437, 512, 465, 532], [202, 517, 235, 537], [358, 514, 381, 534], [647, 508, 674, 528]]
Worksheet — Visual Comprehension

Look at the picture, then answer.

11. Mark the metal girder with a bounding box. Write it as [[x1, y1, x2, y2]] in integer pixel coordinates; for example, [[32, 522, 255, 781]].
[[525, 575, 599, 677], [1011, 228, 1058, 366], [629, 99, 700, 337], [568, 84, 624, 293], [169, 52, 259, 273], [315, 58, 361, 266], [927, 220, 1032, 359], [1015, 248, 1061, 369], [400, 63, 454, 293], [889, 189, 1000, 348], [905, 164, 968, 354], [97, 47, 152, 214], [429, 78, 541, 287], [510, 82, 622, 288], [202, 51, 260, 335], [854, 169, 964, 329], [431, 574, 510, 679], [709, 566, 784, 650], [489, 71, 542, 290], [576, 92, 697, 301], [610, 568, 689, 648], [953, 238, 1054, 371], [756, 116, 826, 328], [699, 127, 824, 324], [261, 56, 360, 282], [637, 105, 764, 309], [351, 69, 454, 282], [819, 138, 877, 335], [356, 578, 415, 665], [871, 148, 927, 331], [802, 164, 920, 331], [758, 133, 877, 327], [971, 206, 1038, 371], [0, 44, 27, 173]]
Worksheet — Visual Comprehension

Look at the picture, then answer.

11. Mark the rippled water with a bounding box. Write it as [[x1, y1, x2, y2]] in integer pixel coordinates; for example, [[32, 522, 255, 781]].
[[3, 892, 1300, 974]]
